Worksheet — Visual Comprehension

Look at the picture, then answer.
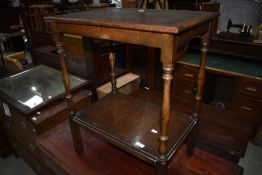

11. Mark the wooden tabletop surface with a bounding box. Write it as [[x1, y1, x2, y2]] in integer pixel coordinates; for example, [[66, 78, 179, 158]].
[[45, 8, 218, 34]]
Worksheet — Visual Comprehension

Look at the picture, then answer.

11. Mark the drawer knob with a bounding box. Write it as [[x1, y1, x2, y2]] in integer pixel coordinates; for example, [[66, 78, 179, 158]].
[[241, 106, 252, 111], [184, 73, 194, 78], [245, 87, 257, 92]]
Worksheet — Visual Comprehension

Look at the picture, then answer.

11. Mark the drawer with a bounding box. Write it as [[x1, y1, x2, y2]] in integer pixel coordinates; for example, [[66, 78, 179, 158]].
[[176, 64, 198, 82], [1, 117, 38, 156], [174, 80, 196, 99], [232, 95, 262, 117], [236, 79, 262, 99], [9, 107, 38, 139], [32, 89, 92, 134], [8, 137, 55, 175]]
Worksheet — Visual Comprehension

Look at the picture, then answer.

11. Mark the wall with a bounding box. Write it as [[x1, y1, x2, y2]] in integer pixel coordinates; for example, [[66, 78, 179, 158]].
[[217, 0, 262, 31]]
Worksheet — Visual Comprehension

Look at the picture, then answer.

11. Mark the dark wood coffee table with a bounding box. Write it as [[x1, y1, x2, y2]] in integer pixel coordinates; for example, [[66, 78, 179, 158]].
[[45, 8, 218, 175]]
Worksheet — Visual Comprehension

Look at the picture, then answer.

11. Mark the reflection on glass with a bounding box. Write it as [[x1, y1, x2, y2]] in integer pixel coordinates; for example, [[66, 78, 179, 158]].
[[0, 65, 86, 109], [20, 95, 43, 109]]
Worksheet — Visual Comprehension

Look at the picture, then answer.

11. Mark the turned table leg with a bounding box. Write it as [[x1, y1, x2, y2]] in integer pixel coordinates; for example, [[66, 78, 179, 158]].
[[109, 52, 118, 94], [187, 31, 210, 156], [50, 22, 83, 153], [157, 64, 174, 175]]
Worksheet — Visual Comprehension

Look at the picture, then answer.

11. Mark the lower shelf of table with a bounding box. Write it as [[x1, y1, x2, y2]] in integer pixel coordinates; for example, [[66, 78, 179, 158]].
[[36, 120, 244, 175], [73, 92, 196, 164]]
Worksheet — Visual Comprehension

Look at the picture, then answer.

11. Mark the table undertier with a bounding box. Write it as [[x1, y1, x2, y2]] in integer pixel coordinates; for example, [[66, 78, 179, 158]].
[[74, 93, 196, 164]]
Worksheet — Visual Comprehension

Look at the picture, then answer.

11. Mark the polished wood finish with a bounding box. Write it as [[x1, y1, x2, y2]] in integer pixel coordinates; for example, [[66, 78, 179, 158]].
[[73, 93, 195, 162], [131, 88, 253, 161], [232, 95, 261, 118], [109, 52, 118, 94], [232, 79, 262, 137], [176, 64, 198, 82], [36, 120, 243, 175], [64, 34, 85, 59], [46, 9, 216, 35], [46, 8, 217, 175], [236, 78, 262, 99]]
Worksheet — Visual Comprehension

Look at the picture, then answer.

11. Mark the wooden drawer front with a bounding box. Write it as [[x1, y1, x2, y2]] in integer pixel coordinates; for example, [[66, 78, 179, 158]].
[[0, 101, 38, 139], [10, 108, 38, 139], [232, 95, 262, 117], [1, 118, 38, 155], [176, 65, 198, 82], [174, 80, 196, 99], [236, 79, 262, 99], [33, 89, 92, 134], [9, 137, 55, 175]]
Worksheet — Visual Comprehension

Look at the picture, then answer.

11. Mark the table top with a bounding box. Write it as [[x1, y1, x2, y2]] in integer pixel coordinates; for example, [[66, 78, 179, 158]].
[[45, 8, 218, 34], [0, 65, 87, 115], [73, 93, 196, 164]]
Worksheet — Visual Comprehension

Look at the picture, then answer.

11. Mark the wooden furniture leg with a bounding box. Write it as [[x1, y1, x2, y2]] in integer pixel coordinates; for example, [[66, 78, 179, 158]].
[[157, 64, 174, 175], [49, 23, 83, 153], [69, 118, 83, 153], [187, 30, 210, 156], [109, 52, 118, 94]]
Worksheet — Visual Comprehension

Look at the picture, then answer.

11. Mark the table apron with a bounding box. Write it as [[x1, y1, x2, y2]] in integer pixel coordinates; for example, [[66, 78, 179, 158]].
[[54, 23, 170, 48]]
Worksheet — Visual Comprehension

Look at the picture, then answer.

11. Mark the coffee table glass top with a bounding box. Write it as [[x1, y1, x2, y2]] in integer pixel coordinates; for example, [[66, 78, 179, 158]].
[[0, 65, 86, 112]]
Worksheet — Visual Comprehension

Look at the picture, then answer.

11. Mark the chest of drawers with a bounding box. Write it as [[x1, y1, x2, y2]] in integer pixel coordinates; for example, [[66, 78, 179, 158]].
[[0, 65, 93, 174]]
